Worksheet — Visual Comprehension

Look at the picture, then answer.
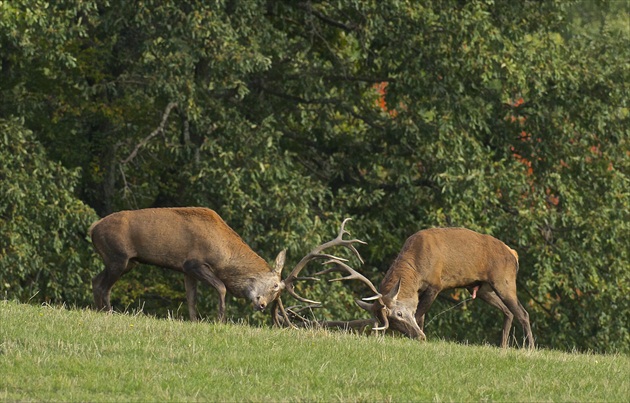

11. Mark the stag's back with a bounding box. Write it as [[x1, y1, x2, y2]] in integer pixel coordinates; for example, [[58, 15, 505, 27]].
[[89, 207, 268, 275], [384, 227, 518, 292]]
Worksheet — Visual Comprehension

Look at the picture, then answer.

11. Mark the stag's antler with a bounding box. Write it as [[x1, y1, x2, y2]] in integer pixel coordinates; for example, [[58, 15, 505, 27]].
[[315, 259, 388, 331], [281, 218, 366, 305], [272, 301, 323, 328], [276, 218, 388, 331], [315, 259, 381, 298]]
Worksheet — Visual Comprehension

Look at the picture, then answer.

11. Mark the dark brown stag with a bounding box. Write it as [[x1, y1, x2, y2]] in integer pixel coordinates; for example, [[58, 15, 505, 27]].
[[89, 208, 366, 323], [306, 227, 535, 349], [89, 207, 286, 322]]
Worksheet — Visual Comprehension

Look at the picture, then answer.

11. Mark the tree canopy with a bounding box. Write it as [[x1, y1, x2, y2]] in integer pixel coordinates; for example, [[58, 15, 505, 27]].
[[1, 0, 628, 353]]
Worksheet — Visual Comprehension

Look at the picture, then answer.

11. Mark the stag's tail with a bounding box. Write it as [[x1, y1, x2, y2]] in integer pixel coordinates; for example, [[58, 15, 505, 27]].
[[508, 247, 520, 273], [87, 219, 103, 238]]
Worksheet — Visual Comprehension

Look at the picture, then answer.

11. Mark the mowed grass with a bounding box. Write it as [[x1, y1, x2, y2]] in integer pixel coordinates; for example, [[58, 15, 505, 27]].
[[1, 300, 628, 402]]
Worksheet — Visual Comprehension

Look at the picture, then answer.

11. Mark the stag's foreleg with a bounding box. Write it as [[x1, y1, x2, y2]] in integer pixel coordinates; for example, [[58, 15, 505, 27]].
[[183, 260, 227, 323], [184, 274, 199, 321], [415, 312, 425, 331], [414, 285, 440, 339]]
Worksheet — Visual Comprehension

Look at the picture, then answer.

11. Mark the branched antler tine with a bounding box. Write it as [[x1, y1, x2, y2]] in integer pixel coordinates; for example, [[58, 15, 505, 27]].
[[320, 260, 382, 299], [285, 303, 322, 314], [295, 276, 319, 282], [285, 286, 321, 305], [336, 218, 366, 264], [373, 321, 388, 331], [311, 271, 336, 278], [348, 244, 365, 265], [276, 297, 302, 329], [286, 307, 315, 323], [311, 262, 344, 277], [282, 218, 367, 305], [316, 253, 349, 262], [330, 273, 364, 283], [372, 313, 389, 331], [285, 252, 348, 284], [338, 217, 352, 235], [271, 300, 281, 327]]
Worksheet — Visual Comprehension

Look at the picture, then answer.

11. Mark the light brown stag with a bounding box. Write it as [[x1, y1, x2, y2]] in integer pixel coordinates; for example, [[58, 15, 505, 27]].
[[293, 227, 535, 349]]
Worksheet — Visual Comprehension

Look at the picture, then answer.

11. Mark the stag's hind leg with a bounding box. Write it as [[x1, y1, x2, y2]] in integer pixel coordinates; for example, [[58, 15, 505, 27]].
[[476, 284, 514, 348], [92, 270, 110, 310], [491, 282, 534, 349], [92, 256, 131, 312], [516, 300, 534, 349]]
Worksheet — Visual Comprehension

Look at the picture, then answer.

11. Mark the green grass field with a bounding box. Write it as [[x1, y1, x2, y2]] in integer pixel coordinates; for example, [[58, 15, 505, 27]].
[[1, 300, 628, 402]]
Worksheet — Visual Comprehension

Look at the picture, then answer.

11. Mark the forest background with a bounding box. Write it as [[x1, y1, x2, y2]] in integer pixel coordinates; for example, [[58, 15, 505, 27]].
[[1, 0, 628, 354]]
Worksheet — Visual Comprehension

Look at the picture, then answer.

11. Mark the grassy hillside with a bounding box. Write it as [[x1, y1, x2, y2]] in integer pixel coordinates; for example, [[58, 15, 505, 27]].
[[1, 300, 628, 402]]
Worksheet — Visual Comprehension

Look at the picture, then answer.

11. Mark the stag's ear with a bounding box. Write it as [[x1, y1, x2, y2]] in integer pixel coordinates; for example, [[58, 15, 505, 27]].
[[355, 299, 373, 312], [385, 279, 402, 302], [273, 249, 287, 274]]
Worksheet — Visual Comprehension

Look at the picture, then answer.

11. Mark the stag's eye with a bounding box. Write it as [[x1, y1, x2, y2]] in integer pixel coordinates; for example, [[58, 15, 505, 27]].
[[273, 283, 279, 289], [396, 311, 403, 318]]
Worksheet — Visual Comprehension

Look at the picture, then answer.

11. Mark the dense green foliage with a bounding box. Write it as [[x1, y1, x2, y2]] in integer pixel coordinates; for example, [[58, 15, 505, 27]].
[[1, 1, 628, 353], [0, 119, 99, 303], [2, 301, 629, 401]]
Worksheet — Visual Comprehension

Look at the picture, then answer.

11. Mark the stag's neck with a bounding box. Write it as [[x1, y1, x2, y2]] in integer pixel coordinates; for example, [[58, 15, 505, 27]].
[[224, 244, 270, 274], [380, 257, 421, 299]]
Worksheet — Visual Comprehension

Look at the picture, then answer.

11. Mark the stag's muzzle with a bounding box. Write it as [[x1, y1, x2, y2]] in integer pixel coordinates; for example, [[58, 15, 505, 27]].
[[403, 323, 426, 341], [254, 296, 270, 311]]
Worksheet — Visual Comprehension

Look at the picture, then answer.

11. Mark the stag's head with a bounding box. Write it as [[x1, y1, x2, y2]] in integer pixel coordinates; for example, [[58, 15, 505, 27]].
[[246, 250, 286, 311], [356, 279, 425, 340]]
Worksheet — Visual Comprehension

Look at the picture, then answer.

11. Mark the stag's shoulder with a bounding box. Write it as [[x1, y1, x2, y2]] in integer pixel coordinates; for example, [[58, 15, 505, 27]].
[[411, 227, 483, 241], [171, 207, 221, 221], [87, 209, 132, 236], [172, 207, 247, 238]]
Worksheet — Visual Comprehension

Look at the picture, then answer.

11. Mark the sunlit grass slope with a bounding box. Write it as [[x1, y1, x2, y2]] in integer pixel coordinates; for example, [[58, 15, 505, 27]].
[[1, 300, 628, 402]]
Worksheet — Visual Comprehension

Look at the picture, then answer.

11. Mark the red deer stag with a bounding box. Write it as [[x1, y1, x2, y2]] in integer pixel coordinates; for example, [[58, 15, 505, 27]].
[[89, 208, 364, 323], [89, 207, 285, 321], [307, 227, 535, 349]]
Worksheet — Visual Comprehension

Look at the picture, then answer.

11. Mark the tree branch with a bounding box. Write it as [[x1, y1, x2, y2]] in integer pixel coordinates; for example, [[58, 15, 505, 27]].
[[260, 86, 337, 106], [323, 74, 396, 84], [260, 85, 387, 131], [121, 102, 178, 164], [297, 2, 357, 32], [517, 279, 553, 317]]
